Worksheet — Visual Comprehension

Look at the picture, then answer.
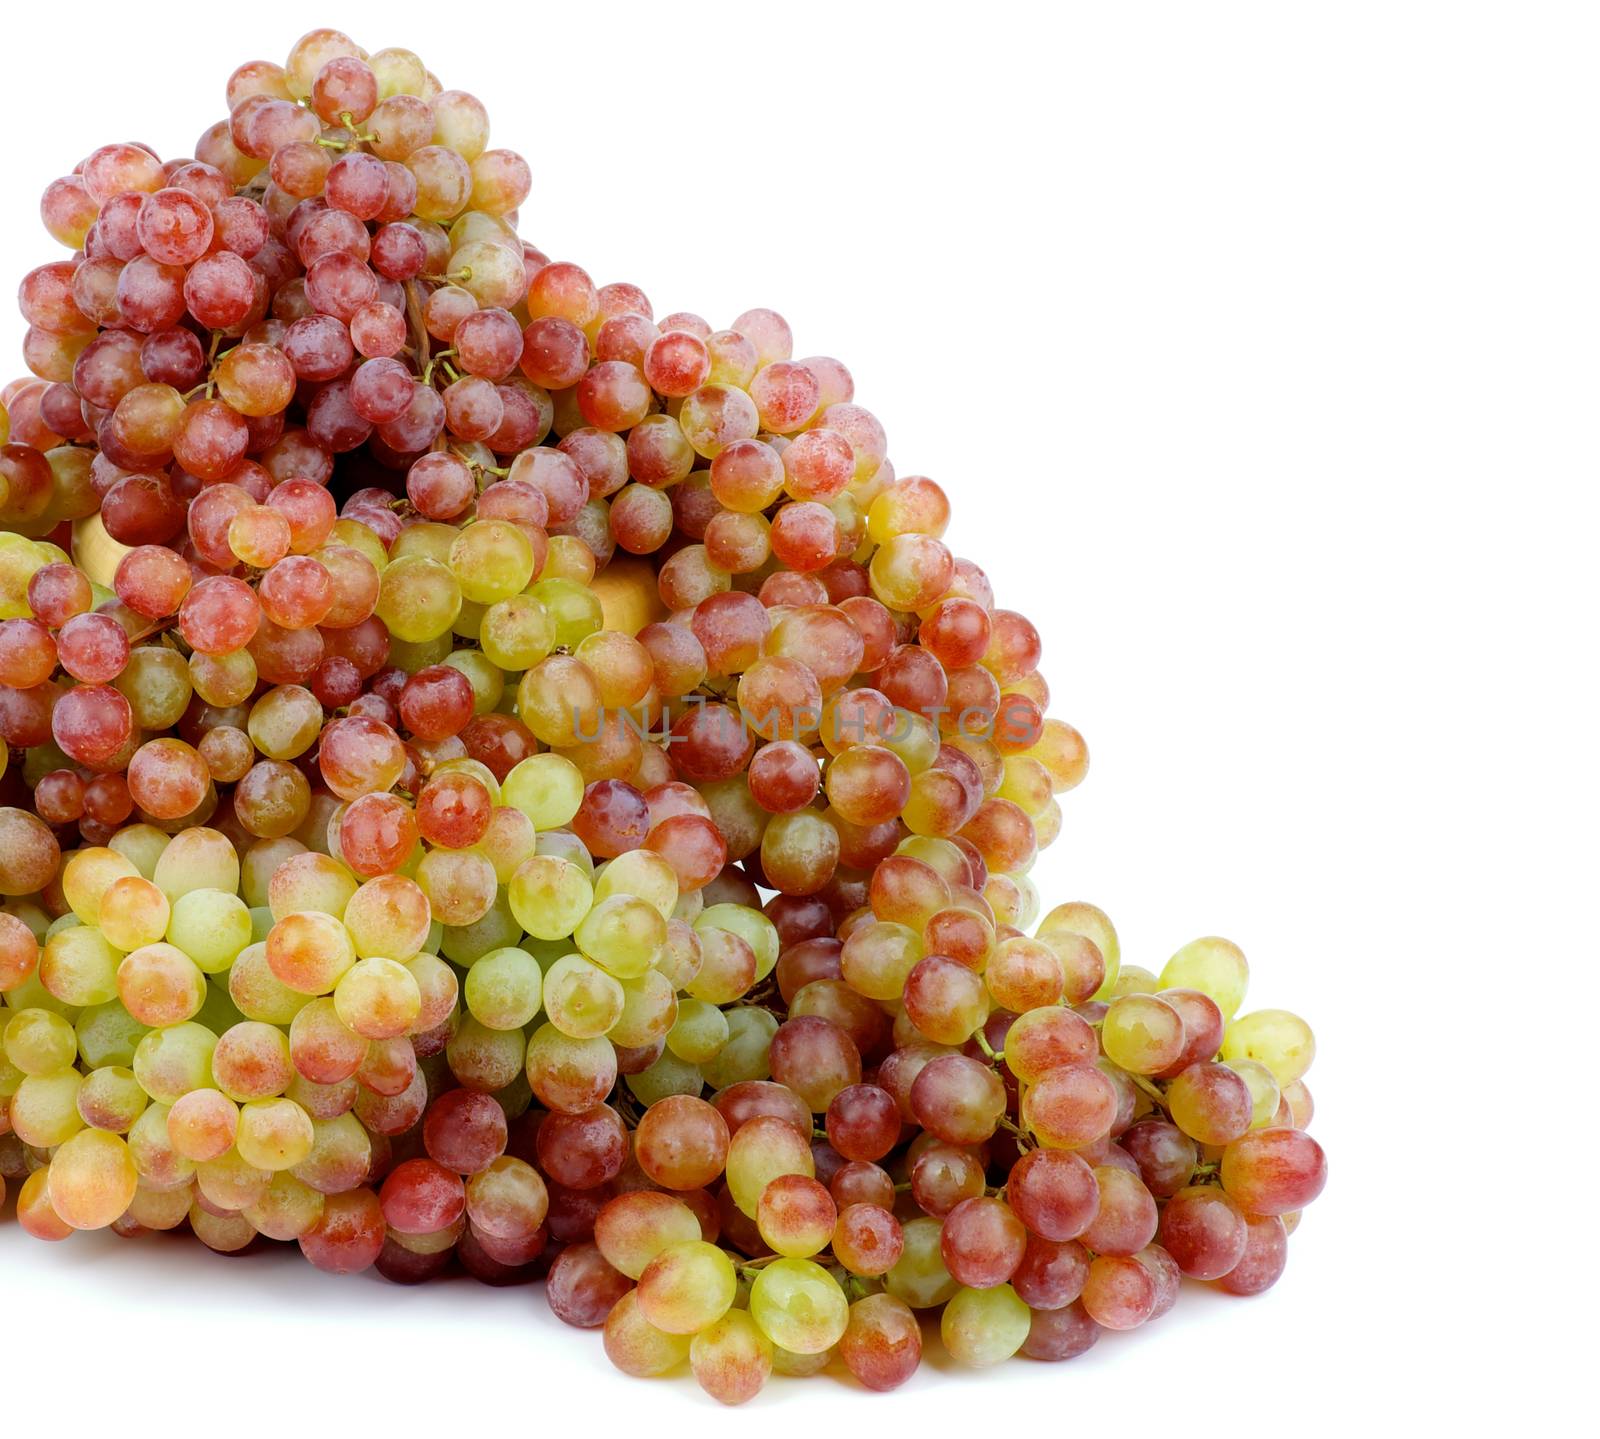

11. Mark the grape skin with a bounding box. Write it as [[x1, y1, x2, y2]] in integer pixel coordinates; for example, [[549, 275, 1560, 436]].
[[0, 25, 1330, 1402]]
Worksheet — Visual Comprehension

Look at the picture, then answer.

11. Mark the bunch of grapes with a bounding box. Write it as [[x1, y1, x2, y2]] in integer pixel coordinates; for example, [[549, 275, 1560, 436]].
[[0, 27, 1327, 1403]]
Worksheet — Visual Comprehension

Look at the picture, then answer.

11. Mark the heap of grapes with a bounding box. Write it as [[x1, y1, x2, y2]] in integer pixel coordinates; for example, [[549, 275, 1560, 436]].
[[0, 28, 1327, 1401]]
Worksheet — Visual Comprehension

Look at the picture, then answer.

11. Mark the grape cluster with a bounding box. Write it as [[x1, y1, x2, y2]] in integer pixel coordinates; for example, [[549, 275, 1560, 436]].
[[0, 27, 1327, 1402]]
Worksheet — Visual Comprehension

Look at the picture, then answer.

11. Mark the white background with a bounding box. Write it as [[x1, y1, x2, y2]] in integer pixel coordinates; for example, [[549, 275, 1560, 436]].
[[1, 3, 1590, 1431]]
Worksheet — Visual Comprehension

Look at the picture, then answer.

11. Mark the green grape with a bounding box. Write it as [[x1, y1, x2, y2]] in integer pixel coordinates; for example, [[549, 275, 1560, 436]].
[[636, 1239, 738, 1334], [540, 954, 622, 1038], [625, 1050, 703, 1106], [196, 1146, 272, 1210], [74, 1001, 148, 1070], [1221, 1009, 1315, 1084], [439, 890, 521, 965], [392, 521, 460, 565], [702, 1006, 777, 1088], [166, 889, 253, 974], [454, 593, 487, 642], [1227, 1058, 1283, 1128], [528, 576, 604, 648], [749, 1258, 849, 1354], [480, 594, 557, 671], [9, 1067, 85, 1147], [3, 966, 76, 1019], [940, 1284, 1030, 1366], [442, 649, 505, 714], [771, 1343, 832, 1378], [508, 855, 593, 940], [151, 827, 238, 900], [333, 958, 422, 1040], [502, 753, 585, 830], [265, 854, 359, 920], [195, 981, 246, 1042], [884, 1216, 959, 1308], [44, 913, 83, 940], [392, 1219, 467, 1256], [4, 1007, 77, 1075], [610, 969, 678, 1049], [132, 1021, 219, 1105], [536, 829, 595, 876], [666, 997, 728, 1065], [246, 686, 324, 761], [376, 554, 463, 642], [576, 895, 666, 979], [1108, 965, 1159, 999], [694, 904, 780, 981], [464, 947, 545, 1031], [243, 1171, 325, 1240], [603, 1290, 691, 1378], [39, 925, 120, 1007], [593, 850, 680, 920], [235, 1097, 315, 1171], [449, 520, 536, 604], [388, 633, 454, 673], [1101, 994, 1186, 1074], [879, 710, 940, 773], [839, 920, 922, 1001], [726, 1114, 814, 1217], [1161, 936, 1250, 1020]]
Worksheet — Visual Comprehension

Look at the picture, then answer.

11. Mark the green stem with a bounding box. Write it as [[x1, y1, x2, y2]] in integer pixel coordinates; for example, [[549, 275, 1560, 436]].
[[1127, 1072, 1170, 1111], [421, 347, 456, 386]]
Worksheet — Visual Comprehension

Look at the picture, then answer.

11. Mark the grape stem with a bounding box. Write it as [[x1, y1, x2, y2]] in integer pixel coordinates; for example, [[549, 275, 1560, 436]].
[[203, 333, 224, 400], [450, 448, 509, 479], [403, 281, 432, 377], [997, 1116, 1036, 1151], [1126, 1072, 1170, 1111], [974, 1032, 1003, 1065], [421, 347, 456, 386]]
